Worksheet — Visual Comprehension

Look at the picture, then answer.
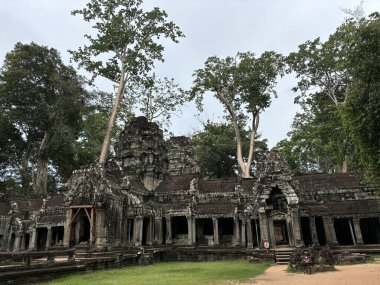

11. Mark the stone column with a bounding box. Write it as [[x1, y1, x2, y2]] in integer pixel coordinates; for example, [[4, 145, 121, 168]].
[[192, 218, 196, 244], [268, 215, 276, 247], [187, 216, 195, 245], [95, 208, 108, 248], [322, 216, 338, 245], [213, 218, 219, 245], [259, 212, 269, 248], [352, 218, 363, 245], [134, 217, 143, 246], [241, 219, 246, 247], [233, 217, 240, 246], [46, 226, 52, 250], [29, 228, 37, 251], [165, 216, 172, 244], [14, 233, 22, 252], [291, 209, 302, 246], [246, 219, 253, 248], [63, 208, 72, 247], [309, 216, 319, 245], [154, 217, 163, 244], [20, 234, 25, 251]]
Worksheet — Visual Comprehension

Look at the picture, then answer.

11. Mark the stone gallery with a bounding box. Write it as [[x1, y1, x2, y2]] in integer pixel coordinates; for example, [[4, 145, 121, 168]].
[[1, 117, 380, 255]]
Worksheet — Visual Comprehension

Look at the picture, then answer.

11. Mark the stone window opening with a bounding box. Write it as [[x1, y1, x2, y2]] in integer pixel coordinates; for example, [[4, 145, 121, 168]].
[[196, 218, 214, 245], [334, 218, 356, 245], [360, 217, 380, 244], [218, 218, 234, 245], [315, 216, 326, 246]]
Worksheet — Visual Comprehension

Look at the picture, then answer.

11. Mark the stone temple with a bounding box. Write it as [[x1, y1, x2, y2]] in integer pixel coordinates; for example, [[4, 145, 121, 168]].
[[1, 116, 380, 259]]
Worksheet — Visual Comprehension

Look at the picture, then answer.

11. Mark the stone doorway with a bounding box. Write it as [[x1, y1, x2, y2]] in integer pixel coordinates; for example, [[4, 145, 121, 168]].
[[69, 206, 95, 247], [273, 220, 289, 245]]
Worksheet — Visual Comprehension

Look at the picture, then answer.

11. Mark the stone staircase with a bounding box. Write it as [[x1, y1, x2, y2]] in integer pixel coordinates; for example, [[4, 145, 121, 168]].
[[274, 248, 294, 264]]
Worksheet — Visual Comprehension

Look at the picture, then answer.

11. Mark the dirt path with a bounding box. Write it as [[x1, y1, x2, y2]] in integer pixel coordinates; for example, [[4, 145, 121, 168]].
[[240, 263, 380, 285]]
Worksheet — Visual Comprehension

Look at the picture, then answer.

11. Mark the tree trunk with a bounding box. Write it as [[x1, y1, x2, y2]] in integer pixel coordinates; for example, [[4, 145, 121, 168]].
[[244, 112, 260, 178], [99, 74, 126, 165], [35, 132, 50, 195], [21, 151, 31, 192], [342, 155, 349, 173], [35, 158, 48, 195]]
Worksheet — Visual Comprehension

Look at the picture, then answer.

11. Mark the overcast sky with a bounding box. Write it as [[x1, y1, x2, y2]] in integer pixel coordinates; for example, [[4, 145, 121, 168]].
[[0, 0, 379, 147]]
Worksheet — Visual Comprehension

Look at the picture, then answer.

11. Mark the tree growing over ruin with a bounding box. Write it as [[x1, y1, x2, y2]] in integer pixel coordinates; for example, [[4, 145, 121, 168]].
[[70, 0, 184, 165], [190, 51, 284, 178]]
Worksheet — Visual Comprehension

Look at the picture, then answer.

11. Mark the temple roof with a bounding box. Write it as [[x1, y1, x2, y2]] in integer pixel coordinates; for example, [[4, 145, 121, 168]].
[[155, 174, 196, 193], [292, 173, 364, 194]]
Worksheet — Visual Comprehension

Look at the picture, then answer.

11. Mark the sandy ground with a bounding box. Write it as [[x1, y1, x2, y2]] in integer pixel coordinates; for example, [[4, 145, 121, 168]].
[[239, 263, 380, 285]]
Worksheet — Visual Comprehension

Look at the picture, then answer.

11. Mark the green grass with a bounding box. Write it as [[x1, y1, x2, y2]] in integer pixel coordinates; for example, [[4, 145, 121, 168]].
[[42, 261, 270, 285]]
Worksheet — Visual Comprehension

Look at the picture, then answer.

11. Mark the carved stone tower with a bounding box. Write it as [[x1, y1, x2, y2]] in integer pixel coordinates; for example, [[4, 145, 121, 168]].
[[116, 116, 168, 190]]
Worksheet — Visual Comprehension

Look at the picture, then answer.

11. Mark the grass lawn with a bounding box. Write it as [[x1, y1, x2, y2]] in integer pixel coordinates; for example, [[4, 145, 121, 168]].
[[42, 260, 271, 285]]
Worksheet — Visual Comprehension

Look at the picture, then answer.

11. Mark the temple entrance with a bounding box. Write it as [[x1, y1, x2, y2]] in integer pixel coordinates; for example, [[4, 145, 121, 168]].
[[171, 216, 188, 244], [36, 227, 48, 251], [51, 226, 64, 246], [251, 219, 261, 247], [218, 218, 234, 245], [273, 220, 289, 245], [360, 217, 380, 244], [196, 218, 214, 245], [315, 216, 326, 246], [69, 206, 95, 247], [300, 217, 312, 246], [334, 218, 355, 245]]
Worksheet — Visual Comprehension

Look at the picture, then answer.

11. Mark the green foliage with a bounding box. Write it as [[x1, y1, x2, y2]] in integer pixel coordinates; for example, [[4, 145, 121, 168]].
[[342, 12, 380, 182], [282, 12, 380, 182], [0, 42, 88, 192], [70, 0, 184, 83], [71, 0, 184, 163], [190, 51, 284, 177], [45, 261, 270, 285], [126, 73, 185, 131], [192, 121, 268, 178]]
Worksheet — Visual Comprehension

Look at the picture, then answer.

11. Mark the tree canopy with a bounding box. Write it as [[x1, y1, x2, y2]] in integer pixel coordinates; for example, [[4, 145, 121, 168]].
[[190, 51, 284, 177], [70, 0, 184, 164], [0, 42, 88, 194]]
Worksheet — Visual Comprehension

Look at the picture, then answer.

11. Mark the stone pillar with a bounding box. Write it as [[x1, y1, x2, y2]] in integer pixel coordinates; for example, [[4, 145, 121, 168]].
[[20, 234, 25, 251], [29, 228, 37, 251], [309, 216, 319, 246], [291, 209, 302, 246], [95, 208, 108, 248], [192, 218, 196, 244], [233, 217, 240, 246], [352, 218, 363, 245], [268, 215, 276, 247], [259, 212, 269, 248], [14, 233, 22, 252], [63, 208, 72, 247], [213, 218, 219, 245], [154, 217, 163, 244], [134, 217, 143, 246], [241, 219, 246, 247], [46, 226, 52, 250], [145, 217, 153, 245], [187, 216, 195, 245], [322, 216, 338, 245], [246, 219, 253, 248], [165, 216, 172, 244]]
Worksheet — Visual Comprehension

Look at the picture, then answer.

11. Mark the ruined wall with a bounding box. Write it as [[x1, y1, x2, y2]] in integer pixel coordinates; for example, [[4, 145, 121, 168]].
[[167, 136, 198, 176]]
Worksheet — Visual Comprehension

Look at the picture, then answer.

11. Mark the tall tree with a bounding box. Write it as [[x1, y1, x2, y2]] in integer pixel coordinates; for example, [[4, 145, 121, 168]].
[[70, 0, 184, 164], [190, 51, 284, 178], [125, 73, 185, 131], [282, 11, 380, 181], [342, 12, 380, 182], [192, 121, 268, 178], [0, 42, 87, 194]]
